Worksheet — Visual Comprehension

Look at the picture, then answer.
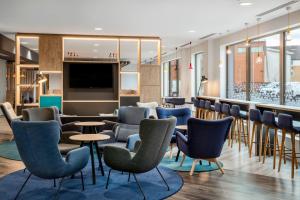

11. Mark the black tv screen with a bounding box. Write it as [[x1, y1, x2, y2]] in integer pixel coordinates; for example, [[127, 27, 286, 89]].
[[69, 63, 114, 88]]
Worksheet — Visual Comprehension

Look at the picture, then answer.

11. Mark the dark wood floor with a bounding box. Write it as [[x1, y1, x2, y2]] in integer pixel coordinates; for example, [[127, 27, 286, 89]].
[[0, 117, 300, 200]]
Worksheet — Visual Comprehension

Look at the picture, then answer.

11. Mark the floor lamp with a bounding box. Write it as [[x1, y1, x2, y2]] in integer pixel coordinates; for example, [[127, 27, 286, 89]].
[[197, 75, 208, 96]]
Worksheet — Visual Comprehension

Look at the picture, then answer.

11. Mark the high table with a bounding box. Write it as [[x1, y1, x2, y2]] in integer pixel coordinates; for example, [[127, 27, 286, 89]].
[[70, 134, 110, 185]]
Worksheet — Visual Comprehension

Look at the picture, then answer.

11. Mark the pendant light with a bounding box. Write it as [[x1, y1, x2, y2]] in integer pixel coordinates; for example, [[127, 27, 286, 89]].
[[226, 47, 232, 55], [286, 6, 292, 41], [245, 23, 250, 47], [189, 41, 193, 70], [175, 47, 178, 71], [256, 17, 263, 64]]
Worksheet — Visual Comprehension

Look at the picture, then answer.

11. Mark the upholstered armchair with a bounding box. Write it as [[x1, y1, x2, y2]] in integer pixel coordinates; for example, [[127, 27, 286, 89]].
[[22, 107, 81, 154], [156, 107, 191, 159], [103, 118, 176, 199], [0, 102, 22, 140], [97, 106, 149, 151], [176, 117, 233, 175], [11, 120, 89, 199]]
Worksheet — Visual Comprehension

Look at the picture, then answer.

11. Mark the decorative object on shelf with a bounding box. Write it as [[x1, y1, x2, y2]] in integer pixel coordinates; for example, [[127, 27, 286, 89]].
[[244, 22, 250, 46], [197, 75, 208, 96], [286, 6, 292, 41], [256, 17, 263, 64]]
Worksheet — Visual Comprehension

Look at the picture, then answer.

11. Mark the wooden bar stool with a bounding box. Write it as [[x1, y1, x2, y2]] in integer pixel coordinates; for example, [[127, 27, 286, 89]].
[[221, 103, 231, 146], [199, 100, 206, 119], [230, 105, 249, 152], [248, 109, 263, 160], [261, 111, 280, 170], [214, 102, 222, 120], [277, 113, 299, 179], [204, 101, 214, 120]]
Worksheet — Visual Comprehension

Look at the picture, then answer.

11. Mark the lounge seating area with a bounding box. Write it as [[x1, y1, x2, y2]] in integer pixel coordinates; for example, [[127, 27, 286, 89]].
[[1, 1, 300, 200]]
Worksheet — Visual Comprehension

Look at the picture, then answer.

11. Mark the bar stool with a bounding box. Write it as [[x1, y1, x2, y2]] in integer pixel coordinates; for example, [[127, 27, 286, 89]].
[[230, 105, 249, 152], [214, 102, 222, 119], [262, 111, 280, 169], [221, 103, 231, 146], [277, 113, 299, 179], [204, 101, 214, 120], [193, 98, 201, 118], [199, 100, 205, 119], [248, 109, 263, 160]]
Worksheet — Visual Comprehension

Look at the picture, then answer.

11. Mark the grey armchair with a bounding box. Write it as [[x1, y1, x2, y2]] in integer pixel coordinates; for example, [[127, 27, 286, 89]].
[[11, 120, 89, 199], [103, 117, 176, 200], [22, 107, 81, 154], [98, 106, 149, 151]]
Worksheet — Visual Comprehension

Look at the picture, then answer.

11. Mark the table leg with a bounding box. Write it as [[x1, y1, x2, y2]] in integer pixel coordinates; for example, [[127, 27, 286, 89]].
[[89, 142, 96, 185], [94, 142, 104, 176]]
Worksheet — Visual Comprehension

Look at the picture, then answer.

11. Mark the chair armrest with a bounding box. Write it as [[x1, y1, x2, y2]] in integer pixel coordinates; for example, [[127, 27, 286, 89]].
[[103, 145, 132, 170], [66, 146, 89, 170], [103, 120, 119, 131], [61, 121, 81, 132], [126, 134, 141, 152], [176, 131, 188, 143]]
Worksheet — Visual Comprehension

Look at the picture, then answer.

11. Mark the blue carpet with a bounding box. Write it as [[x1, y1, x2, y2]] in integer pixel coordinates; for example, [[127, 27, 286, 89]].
[[0, 162, 183, 200], [160, 155, 223, 172], [0, 141, 21, 161]]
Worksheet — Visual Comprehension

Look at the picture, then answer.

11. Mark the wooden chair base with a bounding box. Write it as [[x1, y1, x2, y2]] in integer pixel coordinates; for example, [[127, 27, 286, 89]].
[[190, 158, 224, 176]]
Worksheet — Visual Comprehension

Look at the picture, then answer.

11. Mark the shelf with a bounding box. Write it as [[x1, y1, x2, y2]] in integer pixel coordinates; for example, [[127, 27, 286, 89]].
[[17, 64, 39, 69], [18, 84, 39, 87]]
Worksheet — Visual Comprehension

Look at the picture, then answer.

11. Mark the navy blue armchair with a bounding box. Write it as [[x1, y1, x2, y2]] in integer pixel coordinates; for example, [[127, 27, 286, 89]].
[[176, 117, 233, 175], [11, 120, 89, 199], [156, 107, 191, 159]]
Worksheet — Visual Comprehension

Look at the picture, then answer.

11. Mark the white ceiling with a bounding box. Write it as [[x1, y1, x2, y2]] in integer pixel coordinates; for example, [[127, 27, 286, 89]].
[[1, 0, 300, 54]]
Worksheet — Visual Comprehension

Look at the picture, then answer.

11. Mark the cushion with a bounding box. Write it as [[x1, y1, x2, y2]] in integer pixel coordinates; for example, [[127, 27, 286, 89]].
[[137, 102, 159, 119]]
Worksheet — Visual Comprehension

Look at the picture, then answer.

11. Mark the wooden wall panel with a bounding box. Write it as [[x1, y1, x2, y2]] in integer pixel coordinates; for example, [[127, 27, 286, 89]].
[[39, 35, 63, 71], [140, 64, 161, 103]]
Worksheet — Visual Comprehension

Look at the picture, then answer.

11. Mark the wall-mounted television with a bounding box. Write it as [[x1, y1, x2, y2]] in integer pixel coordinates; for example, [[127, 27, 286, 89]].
[[69, 63, 114, 88]]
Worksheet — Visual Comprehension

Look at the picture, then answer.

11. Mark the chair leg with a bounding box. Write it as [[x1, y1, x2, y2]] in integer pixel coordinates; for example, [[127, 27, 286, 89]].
[[215, 160, 224, 174], [291, 132, 296, 179], [175, 150, 180, 162], [169, 144, 173, 159], [249, 123, 256, 158], [133, 173, 146, 200], [259, 124, 264, 162], [105, 169, 112, 189], [263, 127, 270, 164], [53, 178, 56, 187], [80, 171, 85, 191], [14, 173, 32, 200], [278, 129, 286, 172], [273, 129, 278, 170], [238, 119, 242, 152], [156, 167, 170, 191], [128, 173, 131, 182], [190, 159, 198, 176], [180, 154, 186, 167]]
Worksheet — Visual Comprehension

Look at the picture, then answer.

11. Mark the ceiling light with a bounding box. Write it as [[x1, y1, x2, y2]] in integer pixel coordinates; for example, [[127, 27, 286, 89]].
[[94, 43, 99, 47], [239, 1, 253, 6], [188, 30, 196, 33], [94, 27, 103, 31]]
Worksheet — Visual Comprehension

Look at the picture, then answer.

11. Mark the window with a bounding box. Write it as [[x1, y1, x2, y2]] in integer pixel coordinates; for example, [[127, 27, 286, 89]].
[[227, 44, 247, 100], [162, 59, 179, 97], [250, 34, 280, 104], [285, 28, 300, 106], [194, 53, 204, 96]]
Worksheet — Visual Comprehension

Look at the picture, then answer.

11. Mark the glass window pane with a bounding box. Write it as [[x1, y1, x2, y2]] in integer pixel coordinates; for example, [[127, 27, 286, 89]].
[[285, 28, 300, 106], [170, 60, 179, 97], [227, 44, 247, 100], [195, 53, 203, 96], [250, 34, 280, 104], [162, 62, 169, 97]]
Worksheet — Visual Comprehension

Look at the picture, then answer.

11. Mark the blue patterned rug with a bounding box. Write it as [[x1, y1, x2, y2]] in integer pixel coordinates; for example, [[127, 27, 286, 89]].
[[0, 163, 183, 200]]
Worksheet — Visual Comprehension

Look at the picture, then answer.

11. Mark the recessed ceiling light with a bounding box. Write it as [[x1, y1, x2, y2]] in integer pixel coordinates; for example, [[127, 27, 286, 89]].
[[94, 43, 99, 47], [239, 1, 253, 6], [94, 27, 103, 31], [188, 30, 196, 33]]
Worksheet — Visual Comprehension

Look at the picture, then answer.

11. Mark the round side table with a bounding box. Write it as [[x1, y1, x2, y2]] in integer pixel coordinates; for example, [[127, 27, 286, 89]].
[[75, 121, 106, 134], [70, 133, 110, 185]]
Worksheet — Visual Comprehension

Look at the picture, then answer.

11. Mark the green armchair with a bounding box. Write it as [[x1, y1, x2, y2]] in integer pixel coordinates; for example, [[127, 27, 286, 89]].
[[103, 117, 176, 200]]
